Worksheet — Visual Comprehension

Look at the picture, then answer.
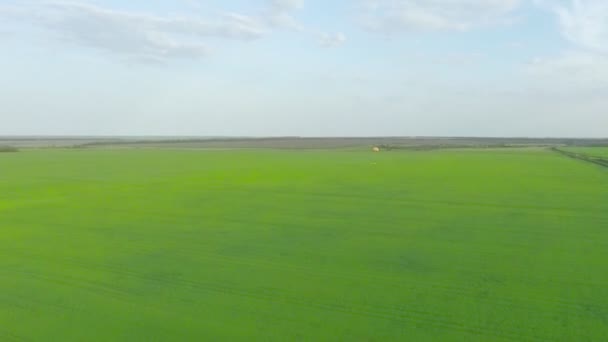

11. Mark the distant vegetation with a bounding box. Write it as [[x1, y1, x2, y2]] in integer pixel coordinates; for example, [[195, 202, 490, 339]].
[[375, 143, 532, 151], [61, 136, 608, 150], [0, 145, 18, 152]]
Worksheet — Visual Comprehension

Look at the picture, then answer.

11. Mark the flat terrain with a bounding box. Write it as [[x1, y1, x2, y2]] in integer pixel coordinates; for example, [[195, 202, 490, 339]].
[[563, 147, 608, 159], [1, 148, 608, 340]]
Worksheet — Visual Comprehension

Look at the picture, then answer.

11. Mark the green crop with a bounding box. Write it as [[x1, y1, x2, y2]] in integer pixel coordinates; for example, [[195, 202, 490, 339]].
[[1, 148, 607, 340], [563, 147, 608, 159]]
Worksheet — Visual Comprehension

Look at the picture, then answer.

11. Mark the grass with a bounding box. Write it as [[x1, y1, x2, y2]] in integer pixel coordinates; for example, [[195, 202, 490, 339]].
[[562, 147, 608, 159], [1, 148, 608, 340]]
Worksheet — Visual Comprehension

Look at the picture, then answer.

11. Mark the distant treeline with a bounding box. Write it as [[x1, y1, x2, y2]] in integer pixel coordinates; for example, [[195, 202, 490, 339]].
[[375, 144, 545, 151], [56, 136, 608, 150], [73, 137, 304, 148], [0, 145, 19, 153]]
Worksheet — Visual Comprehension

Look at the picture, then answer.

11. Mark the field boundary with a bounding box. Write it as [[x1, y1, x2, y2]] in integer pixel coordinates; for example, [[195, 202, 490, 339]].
[[551, 147, 608, 168]]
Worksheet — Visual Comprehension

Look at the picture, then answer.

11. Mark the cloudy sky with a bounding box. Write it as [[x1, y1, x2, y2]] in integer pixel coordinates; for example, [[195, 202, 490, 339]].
[[1, 0, 606, 137]]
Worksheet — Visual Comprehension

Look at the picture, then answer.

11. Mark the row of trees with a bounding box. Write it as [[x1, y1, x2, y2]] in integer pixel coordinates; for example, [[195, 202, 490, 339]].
[[0, 145, 19, 152]]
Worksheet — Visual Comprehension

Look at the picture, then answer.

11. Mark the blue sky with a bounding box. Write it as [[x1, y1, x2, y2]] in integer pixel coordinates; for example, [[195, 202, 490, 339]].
[[0, 0, 606, 137]]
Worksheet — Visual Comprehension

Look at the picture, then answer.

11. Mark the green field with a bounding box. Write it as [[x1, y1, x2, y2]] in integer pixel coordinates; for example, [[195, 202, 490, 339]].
[[562, 147, 608, 159], [2, 148, 608, 340]]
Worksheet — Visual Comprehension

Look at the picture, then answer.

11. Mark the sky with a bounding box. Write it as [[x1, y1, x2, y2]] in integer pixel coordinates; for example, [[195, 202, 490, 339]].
[[0, 0, 606, 137]]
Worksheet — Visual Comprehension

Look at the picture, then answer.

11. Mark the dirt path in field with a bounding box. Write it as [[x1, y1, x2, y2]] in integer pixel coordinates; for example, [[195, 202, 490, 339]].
[[551, 147, 608, 168]]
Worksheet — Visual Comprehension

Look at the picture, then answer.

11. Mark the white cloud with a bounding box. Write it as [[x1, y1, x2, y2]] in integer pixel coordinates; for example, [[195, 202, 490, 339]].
[[318, 32, 347, 48], [0, 3, 26, 18], [2, 1, 267, 62], [526, 1, 608, 95], [551, 0, 608, 54], [263, 0, 347, 48], [270, 0, 305, 12], [266, 10, 303, 30], [359, 0, 522, 32], [0, 0, 344, 63]]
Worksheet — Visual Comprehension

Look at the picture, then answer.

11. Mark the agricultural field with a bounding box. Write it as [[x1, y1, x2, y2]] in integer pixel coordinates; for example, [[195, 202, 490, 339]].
[[1, 148, 608, 340], [562, 147, 608, 159]]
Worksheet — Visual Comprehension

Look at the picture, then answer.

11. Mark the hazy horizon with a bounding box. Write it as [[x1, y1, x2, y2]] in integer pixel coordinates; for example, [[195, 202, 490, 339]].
[[1, 0, 607, 137], [1, 135, 607, 140]]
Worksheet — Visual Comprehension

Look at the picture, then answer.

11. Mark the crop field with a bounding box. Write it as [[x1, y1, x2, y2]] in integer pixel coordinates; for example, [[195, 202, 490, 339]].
[[1, 148, 608, 340], [562, 147, 608, 159]]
